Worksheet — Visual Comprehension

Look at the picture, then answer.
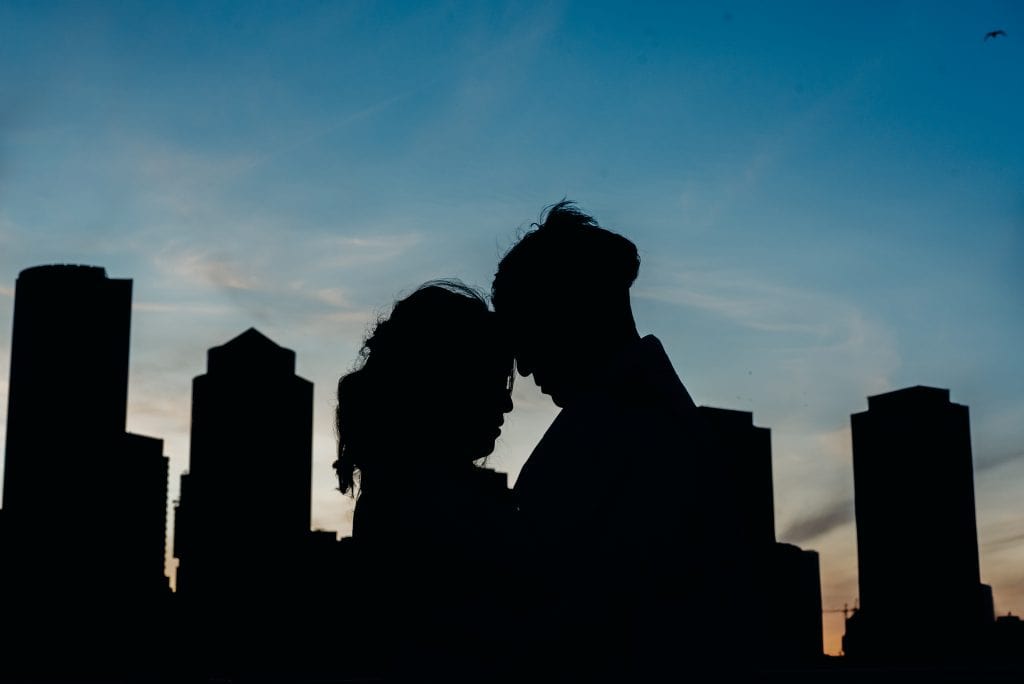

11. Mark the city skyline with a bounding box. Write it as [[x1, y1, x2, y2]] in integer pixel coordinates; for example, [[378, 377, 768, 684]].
[[1, 2, 1022, 656], [1, 260, 1019, 661]]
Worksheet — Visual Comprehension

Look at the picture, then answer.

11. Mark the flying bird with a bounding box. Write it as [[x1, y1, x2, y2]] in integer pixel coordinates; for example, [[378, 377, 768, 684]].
[[984, 29, 1007, 41]]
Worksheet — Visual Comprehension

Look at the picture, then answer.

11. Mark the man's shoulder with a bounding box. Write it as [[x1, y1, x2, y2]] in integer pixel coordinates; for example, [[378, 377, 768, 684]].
[[513, 335, 700, 501], [631, 335, 697, 410]]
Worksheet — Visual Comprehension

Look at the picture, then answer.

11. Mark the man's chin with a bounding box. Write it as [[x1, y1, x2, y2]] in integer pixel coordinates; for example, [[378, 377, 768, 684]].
[[547, 392, 567, 408], [538, 382, 568, 408]]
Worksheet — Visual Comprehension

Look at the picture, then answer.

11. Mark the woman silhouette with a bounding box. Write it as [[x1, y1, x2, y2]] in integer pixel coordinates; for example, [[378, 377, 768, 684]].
[[333, 281, 514, 678]]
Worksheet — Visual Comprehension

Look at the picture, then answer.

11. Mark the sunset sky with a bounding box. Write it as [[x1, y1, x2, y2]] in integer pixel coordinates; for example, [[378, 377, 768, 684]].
[[1, 1, 1022, 655]]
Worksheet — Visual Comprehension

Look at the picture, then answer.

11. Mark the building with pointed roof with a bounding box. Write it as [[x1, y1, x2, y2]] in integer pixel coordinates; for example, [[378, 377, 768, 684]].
[[173, 327, 313, 605]]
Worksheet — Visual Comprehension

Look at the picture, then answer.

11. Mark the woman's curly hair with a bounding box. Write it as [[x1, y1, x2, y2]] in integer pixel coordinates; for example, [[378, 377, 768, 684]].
[[333, 280, 503, 495]]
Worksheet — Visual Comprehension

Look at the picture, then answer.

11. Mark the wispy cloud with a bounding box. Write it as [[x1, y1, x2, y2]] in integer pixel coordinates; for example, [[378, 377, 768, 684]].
[[133, 301, 234, 315], [307, 287, 350, 308], [315, 233, 423, 270], [0, 286, 12, 297], [780, 498, 854, 545], [155, 249, 260, 292], [982, 518, 1024, 555], [636, 267, 901, 418], [985, 528, 1024, 554], [243, 89, 425, 175], [676, 56, 885, 234], [149, 244, 385, 321], [977, 450, 1024, 474], [637, 269, 878, 343], [404, 3, 564, 155], [129, 393, 189, 422]]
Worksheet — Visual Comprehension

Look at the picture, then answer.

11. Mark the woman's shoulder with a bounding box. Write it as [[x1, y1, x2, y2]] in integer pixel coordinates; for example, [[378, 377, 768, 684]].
[[464, 466, 511, 493], [354, 467, 511, 538], [351, 484, 430, 542]]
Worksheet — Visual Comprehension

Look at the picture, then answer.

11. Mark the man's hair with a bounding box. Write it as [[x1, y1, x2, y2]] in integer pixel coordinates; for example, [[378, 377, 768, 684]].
[[492, 201, 640, 312]]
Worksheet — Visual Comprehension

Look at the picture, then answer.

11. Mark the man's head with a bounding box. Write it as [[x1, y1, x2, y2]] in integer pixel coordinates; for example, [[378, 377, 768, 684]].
[[492, 201, 641, 407]]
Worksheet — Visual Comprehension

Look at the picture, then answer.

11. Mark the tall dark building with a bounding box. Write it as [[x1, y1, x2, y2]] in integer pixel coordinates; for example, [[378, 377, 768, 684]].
[[3, 265, 132, 521], [698, 407, 775, 549], [172, 328, 316, 672], [117, 433, 172, 598], [1, 266, 169, 597], [698, 407, 824, 662], [844, 386, 994, 661], [174, 328, 313, 605], [0, 265, 170, 674]]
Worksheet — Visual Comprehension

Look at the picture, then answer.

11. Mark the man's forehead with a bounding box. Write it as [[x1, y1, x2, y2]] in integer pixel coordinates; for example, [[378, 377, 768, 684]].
[[500, 314, 559, 340], [500, 294, 563, 316]]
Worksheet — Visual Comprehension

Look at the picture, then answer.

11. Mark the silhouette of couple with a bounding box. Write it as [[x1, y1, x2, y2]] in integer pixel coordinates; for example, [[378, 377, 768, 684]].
[[334, 202, 713, 680]]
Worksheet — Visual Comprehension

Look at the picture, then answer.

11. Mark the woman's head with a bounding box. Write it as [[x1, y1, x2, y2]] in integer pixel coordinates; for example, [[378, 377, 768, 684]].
[[334, 281, 514, 494]]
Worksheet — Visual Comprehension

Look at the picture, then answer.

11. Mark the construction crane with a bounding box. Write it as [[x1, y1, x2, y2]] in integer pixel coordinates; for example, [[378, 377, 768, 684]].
[[822, 599, 859, 620]]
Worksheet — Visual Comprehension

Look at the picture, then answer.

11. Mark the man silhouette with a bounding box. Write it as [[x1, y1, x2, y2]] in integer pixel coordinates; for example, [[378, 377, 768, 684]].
[[493, 202, 714, 677]]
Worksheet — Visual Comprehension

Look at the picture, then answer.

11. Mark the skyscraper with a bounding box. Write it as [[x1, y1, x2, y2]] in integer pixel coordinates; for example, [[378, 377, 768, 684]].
[[174, 328, 313, 604], [2, 265, 169, 595], [844, 386, 994, 661], [172, 328, 316, 672], [697, 407, 775, 550], [3, 265, 132, 522], [0, 265, 170, 673]]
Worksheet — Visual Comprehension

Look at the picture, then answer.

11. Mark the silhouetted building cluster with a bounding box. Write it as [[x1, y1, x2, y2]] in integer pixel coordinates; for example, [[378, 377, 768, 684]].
[[0, 264, 1020, 678], [697, 406, 824, 663]]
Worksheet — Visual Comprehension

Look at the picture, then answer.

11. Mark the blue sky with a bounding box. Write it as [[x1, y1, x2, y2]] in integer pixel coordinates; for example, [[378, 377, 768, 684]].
[[1, 1, 1021, 653]]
